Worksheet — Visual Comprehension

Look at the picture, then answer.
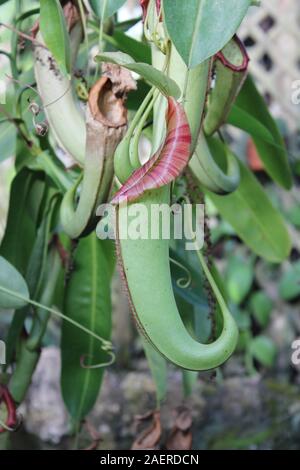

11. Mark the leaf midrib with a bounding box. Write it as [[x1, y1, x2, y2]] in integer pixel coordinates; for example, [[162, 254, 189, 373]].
[[77, 236, 98, 420], [188, 0, 205, 68]]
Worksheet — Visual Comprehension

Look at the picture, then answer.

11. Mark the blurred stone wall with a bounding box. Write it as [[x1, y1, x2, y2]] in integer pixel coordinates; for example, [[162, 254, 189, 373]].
[[238, 0, 300, 132]]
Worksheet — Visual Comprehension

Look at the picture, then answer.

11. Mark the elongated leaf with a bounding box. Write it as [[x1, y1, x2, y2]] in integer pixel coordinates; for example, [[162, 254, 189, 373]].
[[234, 75, 292, 189], [1, 174, 51, 367], [111, 98, 191, 204], [0, 256, 29, 309], [61, 235, 113, 422], [4, 192, 58, 367], [127, 80, 151, 111], [163, 0, 251, 67], [107, 30, 151, 64], [90, 0, 126, 18], [0, 120, 16, 162], [0, 170, 42, 275], [95, 52, 180, 98], [228, 105, 275, 144], [206, 156, 291, 262], [115, 16, 143, 33], [26, 191, 59, 298], [40, 0, 71, 75], [27, 151, 72, 193]]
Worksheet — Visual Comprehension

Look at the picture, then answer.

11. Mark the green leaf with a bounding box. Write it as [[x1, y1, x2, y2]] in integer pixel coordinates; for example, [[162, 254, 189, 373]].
[[206, 158, 291, 263], [234, 76, 292, 189], [127, 80, 151, 111], [285, 205, 300, 228], [0, 256, 29, 309], [0, 120, 16, 162], [279, 261, 300, 301], [26, 191, 59, 298], [89, 0, 126, 19], [0, 170, 42, 275], [225, 255, 254, 305], [232, 307, 251, 331], [228, 105, 275, 144], [40, 0, 71, 75], [142, 337, 167, 404], [61, 235, 113, 422], [27, 151, 73, 193], [3, 186, 59, 366], [250, 335, 276, 367], [163, 0, 251, 67], [94, 52, 181, 98], [249, 291, 273, 328], [115, 16, 144, 33], [106, 30, 151, 64]]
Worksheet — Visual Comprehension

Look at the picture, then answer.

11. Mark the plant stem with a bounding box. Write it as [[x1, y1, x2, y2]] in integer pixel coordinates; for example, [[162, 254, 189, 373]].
[[8, 341, 40, 404]]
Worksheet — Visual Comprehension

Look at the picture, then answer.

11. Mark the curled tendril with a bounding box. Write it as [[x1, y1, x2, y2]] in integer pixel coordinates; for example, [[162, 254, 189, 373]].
[[0, 285, 114, 368], [6, 73, 71, 111], [28, 101, 40, 116], [170, 257, 192, 289], [6, 73, 70, 137], [80, 350, 116, 370]]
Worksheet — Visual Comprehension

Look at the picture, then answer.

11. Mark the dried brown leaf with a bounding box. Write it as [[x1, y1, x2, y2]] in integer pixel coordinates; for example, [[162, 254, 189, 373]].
[[165, 407, 193, 451], [131, 410, 161, 450]]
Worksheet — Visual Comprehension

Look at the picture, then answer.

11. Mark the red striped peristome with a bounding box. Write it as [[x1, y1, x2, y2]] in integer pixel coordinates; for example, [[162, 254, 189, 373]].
[[140, 0, 161, 21], [111, 97, 191, 205]]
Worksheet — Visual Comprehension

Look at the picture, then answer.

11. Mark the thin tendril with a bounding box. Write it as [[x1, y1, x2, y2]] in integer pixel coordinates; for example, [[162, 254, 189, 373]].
[[0, 286, 113, 354], [43, 84, 72, 109], [169, 257, 192, 289], [184, 196, 229, 314], [0, 22, 46, 48], [6, 74, 71, 110], [80, 351, 116, 369]]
